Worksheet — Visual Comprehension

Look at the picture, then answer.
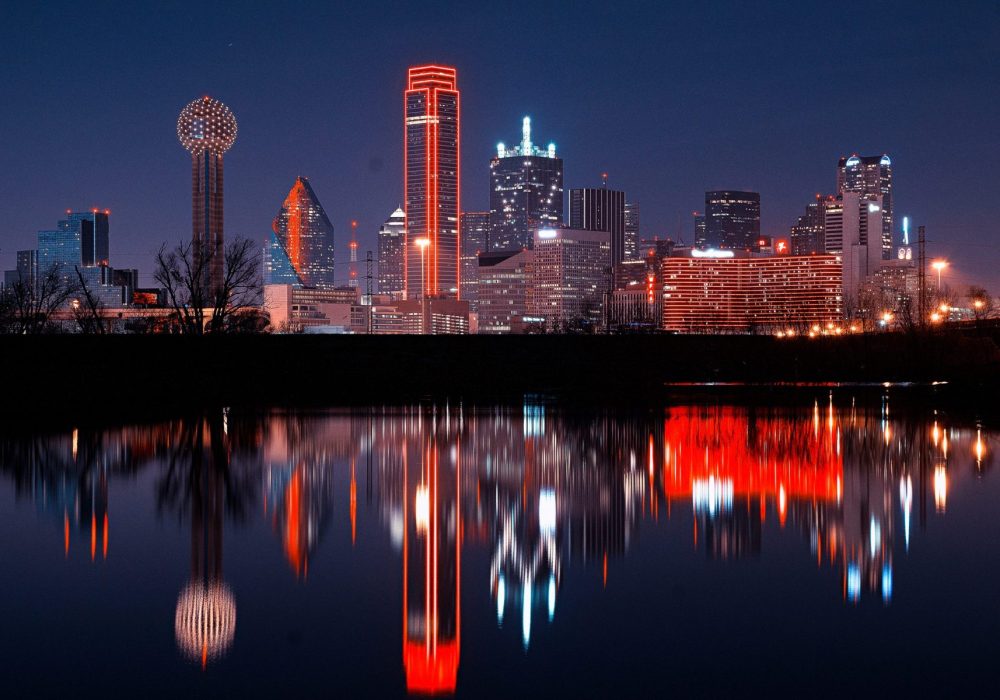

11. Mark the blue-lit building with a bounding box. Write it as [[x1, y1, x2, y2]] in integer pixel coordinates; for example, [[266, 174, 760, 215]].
[[266, 177, 336, 289], [489, 117, 564, 252], [34, 210, 128, 307]]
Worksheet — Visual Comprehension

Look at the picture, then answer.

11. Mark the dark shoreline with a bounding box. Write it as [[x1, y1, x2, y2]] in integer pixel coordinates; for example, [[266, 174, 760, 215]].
[[4, 329, 999, 427]]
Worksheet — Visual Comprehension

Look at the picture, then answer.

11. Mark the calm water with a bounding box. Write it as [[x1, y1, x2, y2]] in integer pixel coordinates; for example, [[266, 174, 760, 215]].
[[2, 393, 999, 697]]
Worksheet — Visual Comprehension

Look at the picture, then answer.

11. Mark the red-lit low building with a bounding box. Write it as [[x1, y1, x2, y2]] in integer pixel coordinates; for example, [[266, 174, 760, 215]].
[[661, 252, 842, 333]]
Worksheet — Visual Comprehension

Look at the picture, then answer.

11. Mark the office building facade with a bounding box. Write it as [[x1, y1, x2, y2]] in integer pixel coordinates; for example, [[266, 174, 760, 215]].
[[378, 207, 406, 296], [529, 227, 611, 329], [662, 253, 842, 333], [569, 186, 626, 267], [489, 117, 563, 251], [405, 65, 460, 300], [266, 176, 336, 289], [837, 154, 892, 260], [824, 191, 884, 308], [705, 191, 760, 251], [790, 195, 832, 256], [624, 202, 639, 261], [459, 211, 489, 310], [477, 249, 533, 334]]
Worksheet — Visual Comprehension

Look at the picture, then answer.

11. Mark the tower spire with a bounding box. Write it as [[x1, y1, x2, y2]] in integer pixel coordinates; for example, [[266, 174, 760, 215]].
[[522, 116, 532, 155]]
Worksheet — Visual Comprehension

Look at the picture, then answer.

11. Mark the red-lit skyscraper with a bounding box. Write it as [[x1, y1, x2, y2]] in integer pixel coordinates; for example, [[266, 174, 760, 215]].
[[177, 96, 238, 293], [405, 66, 460, 300]]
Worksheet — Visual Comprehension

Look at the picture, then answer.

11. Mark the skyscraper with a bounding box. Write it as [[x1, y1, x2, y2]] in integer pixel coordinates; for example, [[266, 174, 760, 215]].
[[378, 207, 406, 295], [177, 96, 238, 293], [405, 65, 459, 300], [624, 202, 639, 261], [790, 195, 832, 256], [569, 186, 625, 267], [3, 250, 37, 289], [489, 117, 563, 251], [266, 176, 336, 289], [35, 210, 127, 307], [459, 211, 489, 311], [693, 213, 706, 249], [837, 154, 893, 260], [705, 191, 760, 251], [58, 210, 110, 267], [529, 226, 611, 329], [824, 191, 884, 305]]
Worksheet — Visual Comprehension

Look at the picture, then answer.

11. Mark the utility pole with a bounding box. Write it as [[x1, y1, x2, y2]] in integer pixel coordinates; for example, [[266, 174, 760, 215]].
[[918, 225, 926, 329]]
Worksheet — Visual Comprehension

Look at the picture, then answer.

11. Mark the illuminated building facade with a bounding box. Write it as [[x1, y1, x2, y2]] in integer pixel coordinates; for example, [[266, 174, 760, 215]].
[[369, 298, 470, 334], [662, 252, 842, 332], [569, 186, 626, 267], [405, 66, 459, 300], [377, 207, 406, 296], [489, 117, 563, 251], [177, 96, 238, 293], [529, 227, 611, 329], [459, 211, 489, 311], [36, 210, 128, 307], [790, 195, 832, 256], [477, 249, 534, 334], [264, 284, 358, 333], [824, 191, 884, 306], [624, 201, 639, 261], [266, 176, 336, 289], [837, 154, 893, 260], [3, 249, 37, 289], [693, 213, 706, 249], [705, 190, 760, 251], [608, 252, 664, 331]]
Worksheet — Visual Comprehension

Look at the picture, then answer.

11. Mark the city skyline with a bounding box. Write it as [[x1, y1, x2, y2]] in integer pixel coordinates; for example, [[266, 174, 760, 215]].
[[1, 1, 996, 292]]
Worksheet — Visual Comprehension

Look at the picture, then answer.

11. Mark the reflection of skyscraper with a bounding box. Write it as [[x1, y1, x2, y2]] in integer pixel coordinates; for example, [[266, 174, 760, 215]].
[[378, 207, 406, 295], [266, 176, 336, 289], [489, 117, 563, 251], [405, 66, 460, 300], [177, 96, 238, 292], [403, 418, 461, 694]]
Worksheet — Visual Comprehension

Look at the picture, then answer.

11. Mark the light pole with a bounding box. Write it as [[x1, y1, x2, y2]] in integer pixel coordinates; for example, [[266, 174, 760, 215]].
[[931, 259, 948, 291], [415, 237, 430, 298]]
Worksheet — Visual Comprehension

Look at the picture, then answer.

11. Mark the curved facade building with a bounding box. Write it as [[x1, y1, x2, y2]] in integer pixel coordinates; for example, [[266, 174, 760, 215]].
[[266, 176, 336, 289]]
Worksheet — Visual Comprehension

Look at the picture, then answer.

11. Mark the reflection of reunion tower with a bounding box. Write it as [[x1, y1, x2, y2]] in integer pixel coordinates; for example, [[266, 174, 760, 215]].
[[177, 96, 238, 293], [174, 417, 236, 669], [404, 65, 460, 300], [404, 418, 461, 694]]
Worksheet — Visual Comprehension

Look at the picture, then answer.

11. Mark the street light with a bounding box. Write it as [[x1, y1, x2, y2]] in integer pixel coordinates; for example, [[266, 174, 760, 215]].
[[415, 237, 431, 298], [931, 259, 948, 290]]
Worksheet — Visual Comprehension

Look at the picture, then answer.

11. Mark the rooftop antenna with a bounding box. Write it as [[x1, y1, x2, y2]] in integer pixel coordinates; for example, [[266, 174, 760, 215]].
[[521, 116, 532, 154]]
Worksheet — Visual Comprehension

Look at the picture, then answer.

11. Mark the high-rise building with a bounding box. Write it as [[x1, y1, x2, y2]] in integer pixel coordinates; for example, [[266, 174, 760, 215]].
[[34, 210, 127, 307], [489, 117, 563, 251], [266, 176, 336, 289], [60, 210, 110, 267], [662, 252, 842, 332], [837, 154, 892, 260], [529, 226, 611, 329], [705, 191, 760, 251], [405, 65, 459, 300], [177, 96, 238, 293], [790, 195, 832, 256], [693, 213, 706, 249], [477, 249, 534, 334], [378, 207, 406, 296], [624, 202, 639, 261], [824, 191, 884, 307], [569, 186, 626, 268], [459, 211, 489, 311], [2, 250, 37, 289]]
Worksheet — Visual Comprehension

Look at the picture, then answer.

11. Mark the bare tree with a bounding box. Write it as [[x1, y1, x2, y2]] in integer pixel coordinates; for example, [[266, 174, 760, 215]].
[[153, 236, 263, 335], [72, 265, 109, 334], [0, 265, 77, 334], [967, 285, 994, 321]]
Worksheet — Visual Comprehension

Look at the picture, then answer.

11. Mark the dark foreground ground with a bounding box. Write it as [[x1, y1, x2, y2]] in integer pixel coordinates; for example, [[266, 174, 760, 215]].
[[4, 327, 1000, 423]]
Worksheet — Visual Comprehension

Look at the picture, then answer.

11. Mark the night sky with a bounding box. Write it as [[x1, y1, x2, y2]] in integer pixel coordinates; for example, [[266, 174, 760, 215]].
[[2, 1, 998, 291]]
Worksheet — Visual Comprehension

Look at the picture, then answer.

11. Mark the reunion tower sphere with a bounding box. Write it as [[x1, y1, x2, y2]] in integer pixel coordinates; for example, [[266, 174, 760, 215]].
[[177, 95, 237, 155], [175, 581, 237, 667]]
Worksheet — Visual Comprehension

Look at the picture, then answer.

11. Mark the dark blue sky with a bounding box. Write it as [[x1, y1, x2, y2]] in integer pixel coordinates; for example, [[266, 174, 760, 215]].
[[2, 1, 998, 290]]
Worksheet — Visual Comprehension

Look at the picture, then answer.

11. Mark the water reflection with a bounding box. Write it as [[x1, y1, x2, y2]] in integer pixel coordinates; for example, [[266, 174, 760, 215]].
[[0, 395, 996, 694]]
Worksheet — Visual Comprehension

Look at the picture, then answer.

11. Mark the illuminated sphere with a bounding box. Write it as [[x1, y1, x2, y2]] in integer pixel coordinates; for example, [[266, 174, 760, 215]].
[[177, 96, 238, 155], [175, 581, 237, 665]]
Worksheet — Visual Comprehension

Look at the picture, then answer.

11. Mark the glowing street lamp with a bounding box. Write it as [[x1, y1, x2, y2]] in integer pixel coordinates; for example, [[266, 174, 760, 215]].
[[931, 259, 948, 290], [415, 237, 431, 298]]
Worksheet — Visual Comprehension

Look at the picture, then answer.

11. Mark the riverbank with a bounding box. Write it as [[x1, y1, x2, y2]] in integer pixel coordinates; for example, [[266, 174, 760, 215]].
[[3, 329, 999, 420]]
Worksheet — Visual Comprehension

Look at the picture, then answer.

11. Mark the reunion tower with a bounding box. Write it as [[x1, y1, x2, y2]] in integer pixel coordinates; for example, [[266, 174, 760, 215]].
[[177, 96, 238, 292]]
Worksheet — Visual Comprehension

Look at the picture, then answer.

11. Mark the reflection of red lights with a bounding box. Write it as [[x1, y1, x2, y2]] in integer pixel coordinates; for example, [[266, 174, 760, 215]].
[[660, 407, 842, 502], [404, 641, 459, 695]]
